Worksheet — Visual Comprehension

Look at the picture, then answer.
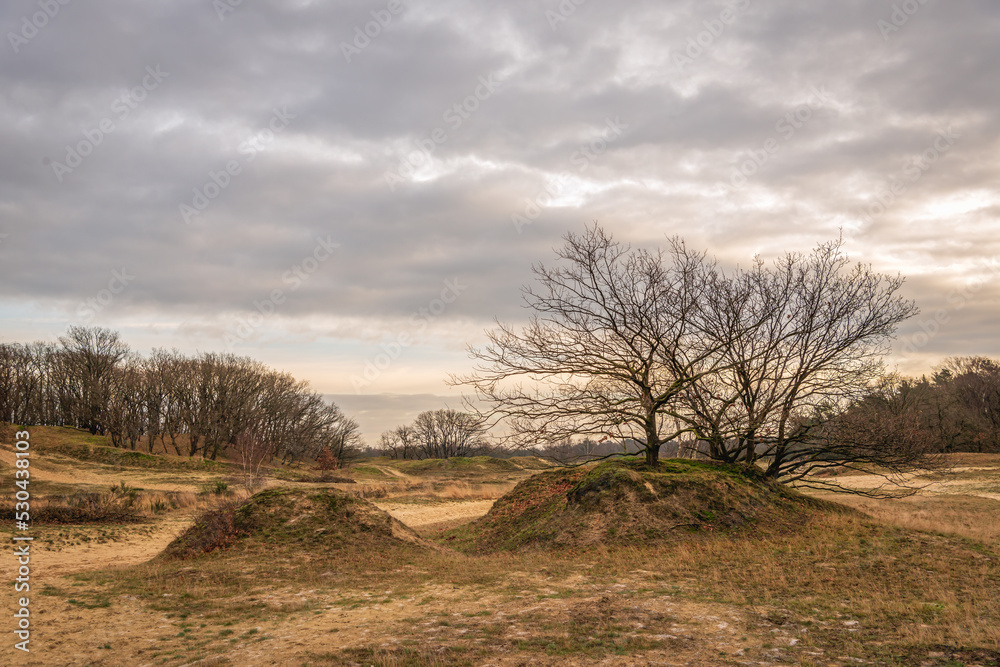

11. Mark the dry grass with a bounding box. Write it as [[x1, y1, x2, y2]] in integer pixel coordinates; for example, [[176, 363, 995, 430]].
[[814, 492, 1000, 548], [29, 487, 207, 523], [350, 480, 514, 501], [645, 513, 1000, 651], [8, 445, 1000, 666], [55, 507, 998, 666], [423, 480, 515, 500]]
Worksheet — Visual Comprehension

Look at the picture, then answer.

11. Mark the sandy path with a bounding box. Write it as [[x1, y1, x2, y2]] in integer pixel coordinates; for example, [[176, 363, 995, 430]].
[[806, 464, 1000, 499], [26, 514, 196, 580], [374, 499, 494, 527], [375, 465, 413, 479]]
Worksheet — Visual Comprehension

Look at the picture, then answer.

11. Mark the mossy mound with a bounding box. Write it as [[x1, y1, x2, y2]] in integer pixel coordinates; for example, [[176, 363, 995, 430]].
[[394, 456, 524, 475], [163, 488, 431, 559], [446, 458, 844, 553]]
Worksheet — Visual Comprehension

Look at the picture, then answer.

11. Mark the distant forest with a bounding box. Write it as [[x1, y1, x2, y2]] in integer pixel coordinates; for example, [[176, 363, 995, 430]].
[[0, 326, 360, 464], [2, 326, 998, 467]]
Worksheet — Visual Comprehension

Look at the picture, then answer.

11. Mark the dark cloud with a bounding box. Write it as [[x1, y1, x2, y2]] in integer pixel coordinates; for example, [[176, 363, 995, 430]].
[[1, 0, 998, 411]]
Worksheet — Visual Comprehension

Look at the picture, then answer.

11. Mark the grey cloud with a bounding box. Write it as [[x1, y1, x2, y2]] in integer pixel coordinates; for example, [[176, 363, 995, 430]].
[[1, 0, 997, 369]]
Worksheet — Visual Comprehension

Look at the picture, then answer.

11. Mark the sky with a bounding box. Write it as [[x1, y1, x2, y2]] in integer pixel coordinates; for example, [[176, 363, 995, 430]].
[[2, 0, 999, 443]]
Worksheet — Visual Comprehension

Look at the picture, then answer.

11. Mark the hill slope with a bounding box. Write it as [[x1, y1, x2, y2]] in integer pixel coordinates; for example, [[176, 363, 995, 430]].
[[164, 487, 434, 559], [448, 457, 844, 552]]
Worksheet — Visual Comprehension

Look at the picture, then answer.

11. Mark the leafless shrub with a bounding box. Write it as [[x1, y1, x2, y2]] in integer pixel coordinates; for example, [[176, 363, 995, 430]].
[[235, 428, 275, 493], [164, 501, 241, 559]]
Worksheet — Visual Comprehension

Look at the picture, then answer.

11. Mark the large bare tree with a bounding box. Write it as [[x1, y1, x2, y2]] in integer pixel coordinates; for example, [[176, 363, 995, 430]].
[[58, 326, 129, 434], [679, 238, 921, 481], [457, 226, 924, 483], [455, 225, 723, 465]]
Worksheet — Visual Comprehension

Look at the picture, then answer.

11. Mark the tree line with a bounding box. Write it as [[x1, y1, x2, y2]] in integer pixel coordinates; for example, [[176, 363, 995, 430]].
[[848, 357, 1000, 455], [377, 408, 492, 460], [0, 326, 361, 464], [530, 358, 1000, 465]]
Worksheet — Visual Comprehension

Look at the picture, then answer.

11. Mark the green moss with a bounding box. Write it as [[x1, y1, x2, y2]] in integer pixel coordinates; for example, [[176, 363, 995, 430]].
[[447, 458, 844, 553], [395, 456, 521, 475]]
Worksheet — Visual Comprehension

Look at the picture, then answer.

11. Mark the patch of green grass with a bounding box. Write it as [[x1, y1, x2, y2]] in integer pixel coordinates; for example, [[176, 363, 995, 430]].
[[351, 465, 391, 477], [395, 456, 520, 475], [67, 595, 112, 609]]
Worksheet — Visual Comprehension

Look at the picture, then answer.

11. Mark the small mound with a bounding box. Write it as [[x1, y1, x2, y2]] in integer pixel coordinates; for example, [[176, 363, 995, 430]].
[[447, 458, 844, 552], [395, 456, 522, 475], [163, 488, 432, 559], [506, 456, 555, 470]]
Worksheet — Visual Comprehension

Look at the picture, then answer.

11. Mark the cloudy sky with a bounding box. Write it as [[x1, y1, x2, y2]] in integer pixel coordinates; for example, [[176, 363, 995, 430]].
[[2, 0, 998, 441]]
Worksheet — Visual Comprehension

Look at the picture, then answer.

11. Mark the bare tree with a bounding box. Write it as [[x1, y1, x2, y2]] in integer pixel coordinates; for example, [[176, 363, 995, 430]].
[[930, 357, 1000, 452], [316, 405, 363, 465], [455, 225, 721, 465], [412, 409, 488, 459], [58, 326, 129, 434], [378, 425, 420, 459], [455, 226, 929, 488], [0, 342, 55, 425], [679, 238, 921, 481], [234, 427, 275, 492], [106, 356, 147, 450]]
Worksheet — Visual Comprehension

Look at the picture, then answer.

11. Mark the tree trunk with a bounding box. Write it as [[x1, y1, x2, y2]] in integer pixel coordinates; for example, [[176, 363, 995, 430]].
[[645, 442, 660, 466], [643, 410, 661, 467]]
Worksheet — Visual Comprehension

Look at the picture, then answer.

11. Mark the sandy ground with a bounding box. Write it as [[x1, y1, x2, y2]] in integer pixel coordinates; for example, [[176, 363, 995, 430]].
[[26, 515, 195, 580], [373, 499, 495, 527], [1, 447, 109, 487], [2, 453, 996, 665], [4, 572, 780, 667], [0, 500, 501, 665], [808, 464, 1000, 501]]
